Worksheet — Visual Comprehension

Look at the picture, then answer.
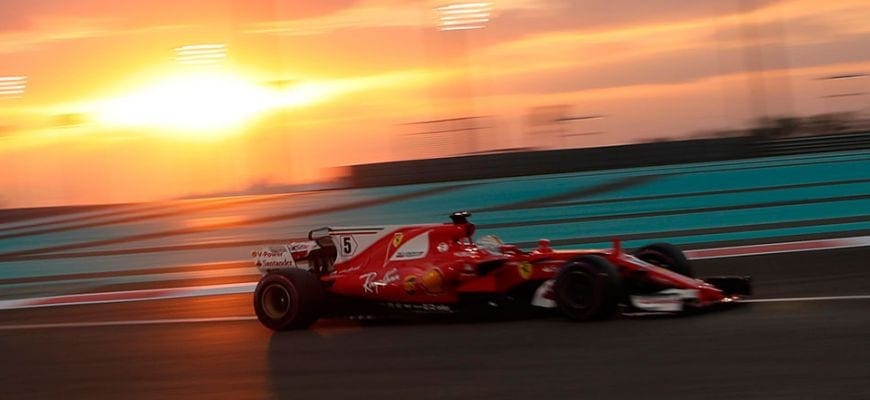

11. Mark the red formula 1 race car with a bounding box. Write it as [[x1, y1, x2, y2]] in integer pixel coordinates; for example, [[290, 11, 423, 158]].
[[251, 212, 751, 330]]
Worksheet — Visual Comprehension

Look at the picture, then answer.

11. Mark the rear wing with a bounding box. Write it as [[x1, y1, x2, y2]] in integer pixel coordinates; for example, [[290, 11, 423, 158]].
[[308, 227, 331, 240]]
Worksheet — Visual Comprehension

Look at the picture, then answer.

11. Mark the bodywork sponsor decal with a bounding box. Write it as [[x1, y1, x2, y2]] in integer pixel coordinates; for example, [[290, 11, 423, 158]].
[[403, 276, 418, 295], [289, 243, 315, 253], [360, 268, 400, 294], [339, 235, 358, 256], [420, 268, 445, 294], [629, 289, 699, 312], [531, 280, 556, 308], [390, 232, 430, 261], [258, 259, 292, 268], [253, 246, 296, 269]]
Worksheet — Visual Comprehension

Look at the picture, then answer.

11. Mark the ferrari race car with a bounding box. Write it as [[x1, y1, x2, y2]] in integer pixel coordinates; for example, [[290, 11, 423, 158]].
[[252, 212, 751, 331]]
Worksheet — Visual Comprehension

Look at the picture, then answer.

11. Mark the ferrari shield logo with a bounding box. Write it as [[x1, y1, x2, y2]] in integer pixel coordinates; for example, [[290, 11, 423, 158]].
[[392, 232, 404, 248], [518, 262, 533, 280]]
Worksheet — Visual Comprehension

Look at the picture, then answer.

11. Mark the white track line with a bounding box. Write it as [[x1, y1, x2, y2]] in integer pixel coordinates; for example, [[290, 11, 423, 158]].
[[0, 294, 869, 331], [739, 294, 870, 303], [0, 316, 256, 331]]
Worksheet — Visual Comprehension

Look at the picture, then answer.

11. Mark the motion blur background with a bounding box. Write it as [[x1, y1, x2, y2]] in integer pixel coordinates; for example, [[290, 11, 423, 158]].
[[1, 0, 869, 208], [2, 4, 870, 399]]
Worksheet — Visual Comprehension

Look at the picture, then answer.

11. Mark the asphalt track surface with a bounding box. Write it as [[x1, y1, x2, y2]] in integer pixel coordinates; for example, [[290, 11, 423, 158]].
[[1, 247, 869, 400]]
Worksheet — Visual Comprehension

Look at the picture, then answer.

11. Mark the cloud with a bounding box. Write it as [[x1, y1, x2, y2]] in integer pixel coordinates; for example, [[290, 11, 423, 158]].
[[0, 2, 54, 32], [0, 0, 361, 49], [709, 9, 870, 48], [477, 28, 870, 99], [0, 124, 14, 136], [232, 0, 361, 23], [243, 3, 426, 36], [0, 1, 361, 32], [550, 0, 779, 28]]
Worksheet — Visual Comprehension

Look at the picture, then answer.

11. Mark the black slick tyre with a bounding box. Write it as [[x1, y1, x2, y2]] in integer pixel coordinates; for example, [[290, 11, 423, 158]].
[[554, 255, 622, 321], [254, 270, 324, 331], [633, 242, 694, 278]]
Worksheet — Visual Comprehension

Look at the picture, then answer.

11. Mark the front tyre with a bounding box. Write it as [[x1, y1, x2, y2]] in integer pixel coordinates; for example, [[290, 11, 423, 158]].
[[254, 270, 324, 331], [554, 255, 622, 321], [633, 242, 694, 278]]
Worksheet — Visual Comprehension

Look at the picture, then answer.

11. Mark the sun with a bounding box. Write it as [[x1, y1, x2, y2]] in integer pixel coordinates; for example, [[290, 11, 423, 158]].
[[93, 71, 331, 139]]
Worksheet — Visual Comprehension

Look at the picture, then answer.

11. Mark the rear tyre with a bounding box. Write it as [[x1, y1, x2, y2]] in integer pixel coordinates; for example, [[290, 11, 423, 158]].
[[633, 242, 694, 278], [254, 270, 324, 331], [554, 255, 622, 321]]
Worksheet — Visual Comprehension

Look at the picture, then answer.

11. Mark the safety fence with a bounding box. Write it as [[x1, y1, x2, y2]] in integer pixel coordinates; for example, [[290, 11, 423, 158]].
[[348, 131, 870, 187]]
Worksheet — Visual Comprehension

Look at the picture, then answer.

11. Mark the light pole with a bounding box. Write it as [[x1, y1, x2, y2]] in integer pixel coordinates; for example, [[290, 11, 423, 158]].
[[173, 43, 227, 66], [436, 2, 492, 31], [738, 0, 768, 123], [402, 116, 492, 158], [555, 115, 606, 148], [434, 2, 492, 153], [0, 76, 26, 99], [817, 73, 868, 114]]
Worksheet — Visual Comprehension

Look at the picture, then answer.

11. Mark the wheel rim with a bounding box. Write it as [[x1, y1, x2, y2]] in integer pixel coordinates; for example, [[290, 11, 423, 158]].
[[262, 284, 292, 319], [561, 270, 594, 310]]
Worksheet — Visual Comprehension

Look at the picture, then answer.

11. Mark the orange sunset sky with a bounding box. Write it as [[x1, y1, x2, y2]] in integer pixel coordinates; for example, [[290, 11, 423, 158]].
[[1, 0, 869, 208]]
